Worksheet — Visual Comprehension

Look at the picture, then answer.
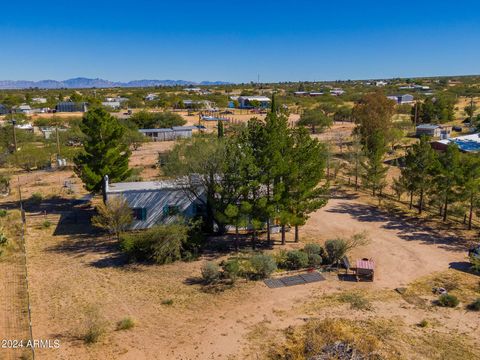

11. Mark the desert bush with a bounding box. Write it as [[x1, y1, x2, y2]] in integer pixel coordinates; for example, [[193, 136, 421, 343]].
[[303, 243, 325, 257], [273, 249, 288, 268], [41, 220, 51, 229], [0, 175, 10, 195], [470, 256, 480, 273], [84, 322, 106, 344], [201, 262, 221, 284], [325, 239, 348, 264], [92, 196, 132, 241], [116, 317, 135, 330], [82, 306, 107, 344], [0, 232, 7, 255], [120, 223, 193, 264], [285, 250, 309, 270], [308, 254, 323, 267], [418, 319, 429, 328], [325, 232, 369, 264], [161, 299, 174, 306], [250, 254, 277, 279], [0, 233, 7, 246], [222, 259, 240, 282], [467, 298, 480, 311], [29, 192, 43, 206], [0, 209, 7, 217], [437, 294, 459, 308]]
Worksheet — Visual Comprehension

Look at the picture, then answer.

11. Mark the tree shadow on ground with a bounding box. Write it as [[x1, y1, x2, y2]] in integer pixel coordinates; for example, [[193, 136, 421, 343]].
[[449, 261, 480, 276], [326, 201, 468, 253]]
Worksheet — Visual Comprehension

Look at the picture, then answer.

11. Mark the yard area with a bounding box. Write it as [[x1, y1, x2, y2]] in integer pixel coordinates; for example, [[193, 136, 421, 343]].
[[14, 193, 479, 359]]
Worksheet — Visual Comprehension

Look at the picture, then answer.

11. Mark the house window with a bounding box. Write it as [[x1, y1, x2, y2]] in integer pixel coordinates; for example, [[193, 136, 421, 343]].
[[162, 205, 180, 217], [132, 208, 147, 221]]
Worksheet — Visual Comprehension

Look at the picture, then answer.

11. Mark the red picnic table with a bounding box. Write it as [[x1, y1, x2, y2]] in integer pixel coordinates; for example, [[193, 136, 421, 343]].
[[355, 258, 375, 281]]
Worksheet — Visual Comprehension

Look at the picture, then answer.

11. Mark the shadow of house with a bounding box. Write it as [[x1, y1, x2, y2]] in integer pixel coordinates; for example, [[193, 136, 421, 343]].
[[327, 202, 468, 252], [52, 203, 95, 236]]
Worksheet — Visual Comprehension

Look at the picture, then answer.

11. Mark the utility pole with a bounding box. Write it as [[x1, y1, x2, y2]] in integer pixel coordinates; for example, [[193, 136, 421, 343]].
[[470, 96, 474, 122], [414, 102, 418, 127], [55, 125, 61, 156], [11, 116, 18, 152]]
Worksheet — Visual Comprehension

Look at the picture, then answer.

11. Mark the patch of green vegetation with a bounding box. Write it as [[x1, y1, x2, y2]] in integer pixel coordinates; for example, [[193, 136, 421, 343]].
[[116, 317, 135, 331], [161, 299, 174, 306]]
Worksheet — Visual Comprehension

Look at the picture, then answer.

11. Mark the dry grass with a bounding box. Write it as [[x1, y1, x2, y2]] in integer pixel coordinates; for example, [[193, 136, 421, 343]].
[[304, 289, 396, 313], [404, 270, 480, 306], [268, 317, 480, 360]]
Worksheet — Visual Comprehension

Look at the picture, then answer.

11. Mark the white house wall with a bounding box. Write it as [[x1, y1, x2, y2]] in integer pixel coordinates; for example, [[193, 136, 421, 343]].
[[107, 188, 204, 230]]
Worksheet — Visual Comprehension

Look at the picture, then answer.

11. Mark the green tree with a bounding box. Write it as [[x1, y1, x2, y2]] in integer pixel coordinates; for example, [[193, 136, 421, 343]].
[[130, 111, 186, 129], [435, 144, 462, 221], [353, 92, 395, 147], [298, 108, 332, 134], [414, 96, 455, 124], [283, 128, 328, 242], [217, 120, 224, 138], [74, 107, 132, 192], [461, 155, 480, 229], [361, 131, 388, 197], [163, 134, 227, 233], [400, 136, 438, 213], [464, 98, 477, 122]]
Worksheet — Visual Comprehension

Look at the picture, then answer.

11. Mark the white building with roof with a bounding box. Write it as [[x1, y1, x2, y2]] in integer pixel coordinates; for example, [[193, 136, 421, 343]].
[[237, 96, 271, 109], [103, 175, 205, 230]]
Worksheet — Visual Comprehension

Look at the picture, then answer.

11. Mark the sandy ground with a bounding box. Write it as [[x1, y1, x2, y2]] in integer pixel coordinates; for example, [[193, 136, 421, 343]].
[[17, 193, 476, 360]]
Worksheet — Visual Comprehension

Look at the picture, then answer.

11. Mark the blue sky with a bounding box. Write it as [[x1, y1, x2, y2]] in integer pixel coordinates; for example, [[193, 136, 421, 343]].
[[0, 1, 479, 83]]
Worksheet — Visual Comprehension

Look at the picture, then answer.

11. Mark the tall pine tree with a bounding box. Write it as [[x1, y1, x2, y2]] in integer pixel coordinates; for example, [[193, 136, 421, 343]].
[[74, 107, 131, 192], [400, 136, 438, 213]]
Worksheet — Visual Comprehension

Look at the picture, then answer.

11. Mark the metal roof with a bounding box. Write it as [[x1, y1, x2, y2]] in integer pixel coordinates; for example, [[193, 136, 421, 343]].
[[416, 124, 440, 130], [139, 128, 173, 133], [238, 96, 271, 101], [107, 180, 187, 193], [436, 133, 480, 152]]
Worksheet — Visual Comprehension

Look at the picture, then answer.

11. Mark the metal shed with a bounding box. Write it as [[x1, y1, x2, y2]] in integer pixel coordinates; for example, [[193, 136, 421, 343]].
[[139, 128, 175, 141]]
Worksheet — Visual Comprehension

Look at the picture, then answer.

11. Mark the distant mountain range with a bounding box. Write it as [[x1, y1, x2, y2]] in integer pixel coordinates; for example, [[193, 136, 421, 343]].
[[0, 77, 231, 89]]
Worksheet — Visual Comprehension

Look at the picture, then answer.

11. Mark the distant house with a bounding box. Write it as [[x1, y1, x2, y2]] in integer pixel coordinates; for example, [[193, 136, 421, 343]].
[[13, 104, 33, 114], [102, 101, 121, 109], [32, 97, 47, 104], [105, 97, 128, 103], [375, 81, 388, 87], [0, 104, 8, 115], [237, 96, 271, 109], [387, 94, 414, 105], [330, 88, 345, 96], [431, 133, 480, 153], [103, 175, 205, 230], [40, 127, 67, 139], [56, 101, 88, 113], [144, 93, 158, 101], [15, 123, 34, 132], [139, 126, 200, 141], [416, 124, 451, 138], [309, 92, 324, 97], [182, 100, 215, 110], [293, 91, 308, 96]]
